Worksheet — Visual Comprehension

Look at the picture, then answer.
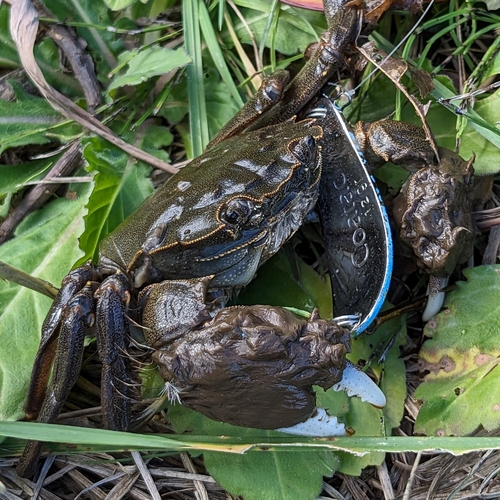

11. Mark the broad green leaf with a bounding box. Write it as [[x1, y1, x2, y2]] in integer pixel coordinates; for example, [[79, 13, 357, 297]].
[[169, 405, 339, 500], [236, 242, 332, 318], [430, 80, 500, 173], [415, 265, 500, 436], [484, 48, 500, 78], [0, 83, 81, 154], [205, 448, 338, 500], [0, 158, 54, 197], [78, 126, 172, 261], [0, 182, 92, 421], [109, 47, 191, 90], [104, 0, 138, 10], [375, 163, 409, 192], [0, 5, 20, 68], [459, 91, 500, 174]]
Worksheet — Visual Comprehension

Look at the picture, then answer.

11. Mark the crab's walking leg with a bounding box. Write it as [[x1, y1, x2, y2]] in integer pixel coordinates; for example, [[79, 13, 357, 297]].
[[206, 70, 290, 149], [250, 3, 360, 127], [17, 284, 96, 478], [422, 275, 449, 321], [94, 272, 132, 431], [207, 0, 360, 142], [24, 263, 97, 421]]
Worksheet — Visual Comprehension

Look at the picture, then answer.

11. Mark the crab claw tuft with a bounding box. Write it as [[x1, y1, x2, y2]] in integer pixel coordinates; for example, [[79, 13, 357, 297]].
[[276, 408, 352, 437], [332, 360, 386, 408]]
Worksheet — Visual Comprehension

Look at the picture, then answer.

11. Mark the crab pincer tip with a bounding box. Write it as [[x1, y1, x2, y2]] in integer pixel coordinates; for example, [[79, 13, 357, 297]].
[[277, 408, 349, 437], [332, 360, 386, 409]]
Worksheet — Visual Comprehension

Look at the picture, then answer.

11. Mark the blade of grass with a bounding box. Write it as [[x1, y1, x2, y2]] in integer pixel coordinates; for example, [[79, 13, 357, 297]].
[[432, 79, 500, 148], [5, 422, 500, 457], [223, 10, 260, 92], [259, 0, 280, 71], [183, 0, 210, 157], [199, 1, 244, 108]]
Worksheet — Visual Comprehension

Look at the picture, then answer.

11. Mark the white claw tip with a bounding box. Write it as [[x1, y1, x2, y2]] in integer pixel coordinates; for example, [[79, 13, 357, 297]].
[[422, 276, 449, 322], [332, 360, 386, 408], [277, 408, 348, 437]]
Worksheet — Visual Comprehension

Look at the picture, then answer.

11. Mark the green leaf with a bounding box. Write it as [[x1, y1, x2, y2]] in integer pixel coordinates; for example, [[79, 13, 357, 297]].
[[198, 1, 244, 108], [0, 158, 54, 197], [0, 5, 21, 68], [459, 91, 500, 174], [0, 182, 92, 421], [415, 265, 500, 436], [168, 405, 339, 500], [104, 0, 138, 10], [78, 127, 168, 261], [183, 0, 210, 157], [8, 420, 500, 458], [236, 243, 332, 317], [109, 47, 191, 90], [0, 83, 81, 154], [205, 449, 338, 500], [430, 81, 500, 174]]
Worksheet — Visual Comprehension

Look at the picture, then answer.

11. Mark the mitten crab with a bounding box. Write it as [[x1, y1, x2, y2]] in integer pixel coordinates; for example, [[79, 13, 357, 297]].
[[17, 0, 477, 479]]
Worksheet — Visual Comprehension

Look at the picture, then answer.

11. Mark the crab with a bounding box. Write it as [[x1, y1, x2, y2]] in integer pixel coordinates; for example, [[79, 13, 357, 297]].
[[16, 0, 478, 478]]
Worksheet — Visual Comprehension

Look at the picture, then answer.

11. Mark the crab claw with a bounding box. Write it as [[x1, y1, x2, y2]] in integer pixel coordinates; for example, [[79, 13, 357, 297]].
[[332, 360, 386, 408], [277, 408, 353, 437], [422, 275, 449, 322]]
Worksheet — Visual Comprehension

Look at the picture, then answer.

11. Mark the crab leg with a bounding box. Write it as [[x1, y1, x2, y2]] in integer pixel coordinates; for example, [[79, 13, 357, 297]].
[[422, 275, 449, 322], [94, 272, 132, 431], [250, 3, 360, 128], [17, 284, 96, 478], [206, 70, 290, 149], [205, 0, 360, 142], [24, 263, 97, 421]]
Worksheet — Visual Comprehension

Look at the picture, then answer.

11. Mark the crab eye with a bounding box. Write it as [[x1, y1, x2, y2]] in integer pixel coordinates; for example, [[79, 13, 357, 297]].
[[291, 136, 316, 164], [220, 198, 255, 226]]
